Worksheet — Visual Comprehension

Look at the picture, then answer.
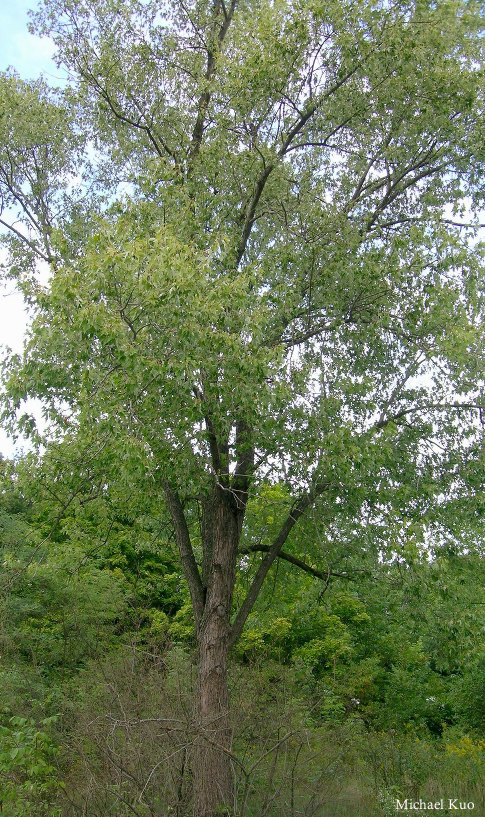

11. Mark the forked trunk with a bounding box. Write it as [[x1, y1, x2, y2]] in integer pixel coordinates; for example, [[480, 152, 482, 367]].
[[165, 468, 303, 816]]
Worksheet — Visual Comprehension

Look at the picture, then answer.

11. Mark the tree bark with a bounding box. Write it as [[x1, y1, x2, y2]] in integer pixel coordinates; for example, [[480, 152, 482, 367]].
[[193, 611, 233, 817], [193, 486, 240, 817]]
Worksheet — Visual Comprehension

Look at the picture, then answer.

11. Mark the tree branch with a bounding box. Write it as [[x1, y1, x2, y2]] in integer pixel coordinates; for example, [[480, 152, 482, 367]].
[[229, 481, 329, 647], [162, 480, 205, 625], [232, 419, 254, 521], [234, 162, 274, 265], [0, 216, 53, 264], [278, 64, 362, 158], [232, 420, 254, 488], [188, 0, 237, 164], [239, 544, 332, 583], [193, 384, 227, 480], [373, 402, 485, 432], [233, 60, 370, 267]]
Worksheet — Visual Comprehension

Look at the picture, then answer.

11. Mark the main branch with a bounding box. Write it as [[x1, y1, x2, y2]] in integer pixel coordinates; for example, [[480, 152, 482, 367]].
[[229, 481, 329, 647], [162, 481, 205, 626]]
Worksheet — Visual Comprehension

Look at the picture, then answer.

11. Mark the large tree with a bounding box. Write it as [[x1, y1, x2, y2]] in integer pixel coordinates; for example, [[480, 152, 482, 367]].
[[1, 0, 484, 814]]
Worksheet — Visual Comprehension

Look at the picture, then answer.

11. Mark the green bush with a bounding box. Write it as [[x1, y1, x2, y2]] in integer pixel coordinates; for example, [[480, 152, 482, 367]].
[[0, 714, 62, 817]]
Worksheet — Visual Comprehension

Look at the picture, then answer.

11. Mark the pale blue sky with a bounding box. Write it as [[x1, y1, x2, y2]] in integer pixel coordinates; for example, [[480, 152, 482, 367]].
[[0, 0, 57, 79]]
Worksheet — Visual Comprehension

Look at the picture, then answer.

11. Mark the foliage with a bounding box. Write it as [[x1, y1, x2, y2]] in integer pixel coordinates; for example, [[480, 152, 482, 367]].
[[454, 653, 485, 734], [1, 466, 485, 813], [0, 714, 62, 817], [0, 0, 484, 813]]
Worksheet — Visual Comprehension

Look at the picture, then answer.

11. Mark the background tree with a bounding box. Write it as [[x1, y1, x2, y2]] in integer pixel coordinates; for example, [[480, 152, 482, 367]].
[[1, 0, 484, 814]]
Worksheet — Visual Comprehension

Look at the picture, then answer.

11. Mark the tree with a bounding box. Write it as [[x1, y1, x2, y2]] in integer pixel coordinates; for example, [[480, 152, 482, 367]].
[[1, 0, 484, 814]]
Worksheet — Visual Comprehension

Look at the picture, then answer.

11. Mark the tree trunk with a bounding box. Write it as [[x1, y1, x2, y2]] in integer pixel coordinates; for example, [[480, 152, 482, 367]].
[[193, 487, 240, 817], [193, 612, 233, 817]]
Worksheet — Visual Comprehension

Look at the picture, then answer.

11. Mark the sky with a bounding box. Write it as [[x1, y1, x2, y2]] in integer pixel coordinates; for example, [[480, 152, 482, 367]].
[[0, 0, 60, 456], [0, 0, 57, 80]]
